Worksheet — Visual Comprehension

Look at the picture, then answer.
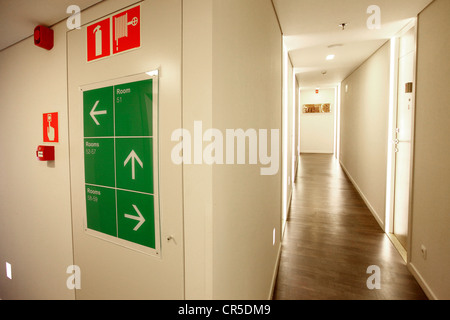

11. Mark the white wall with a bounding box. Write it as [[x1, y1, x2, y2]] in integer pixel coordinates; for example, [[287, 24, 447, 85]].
[[340, 41, 391, 228], [0, 11, 74, 300], [67, 0, 185, 299], [281, 50, 294, 232], [300, 88, 336, 154], [183, 0, 282, 300], [0, 0, 282, 300], [211, 0, 282, 299], [183, 0, 214, 299], [409, 0, 450, 300], [294, 79, 300, 177], [339, 8, 450, 299]]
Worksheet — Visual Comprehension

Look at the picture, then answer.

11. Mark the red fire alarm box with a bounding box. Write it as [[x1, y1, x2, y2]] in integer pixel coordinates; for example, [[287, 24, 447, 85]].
[[34, 25, 54, 50], [36, 146, 55, 161]]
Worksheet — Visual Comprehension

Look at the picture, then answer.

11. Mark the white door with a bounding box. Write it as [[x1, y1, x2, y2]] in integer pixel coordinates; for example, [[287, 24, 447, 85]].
[[67, 0, 184, 299], [392, 27, 415, 250]]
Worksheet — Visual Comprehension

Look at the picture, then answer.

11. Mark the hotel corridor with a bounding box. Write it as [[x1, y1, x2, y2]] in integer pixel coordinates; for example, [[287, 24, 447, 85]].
[[273, 154, 427, 300]]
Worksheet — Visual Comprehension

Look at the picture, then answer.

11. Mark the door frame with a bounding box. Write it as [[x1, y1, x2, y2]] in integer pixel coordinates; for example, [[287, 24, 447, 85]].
[[385, 19, 418, 263]]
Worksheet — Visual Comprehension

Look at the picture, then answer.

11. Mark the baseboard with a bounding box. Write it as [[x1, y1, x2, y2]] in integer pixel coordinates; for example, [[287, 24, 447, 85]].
[[339, 161, 385, 231], [386, 232, 407, 262], [268, 242, 282, 300], [338, 162, 438, 300], [300, 150, 334, 154], [408, 262, 438, 300], [281, 187, 293, 235], [270, 190, 291, 300]]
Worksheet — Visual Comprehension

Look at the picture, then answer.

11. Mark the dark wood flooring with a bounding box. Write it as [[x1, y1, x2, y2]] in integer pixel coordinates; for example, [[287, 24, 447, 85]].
[[273, 154, 427, 300]]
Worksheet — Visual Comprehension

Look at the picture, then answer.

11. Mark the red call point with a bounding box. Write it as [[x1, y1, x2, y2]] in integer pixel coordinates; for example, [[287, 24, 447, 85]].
[[43, 112, 59, 143]]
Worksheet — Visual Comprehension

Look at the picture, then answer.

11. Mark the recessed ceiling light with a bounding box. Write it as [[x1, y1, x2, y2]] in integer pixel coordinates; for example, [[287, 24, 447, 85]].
[[326, 54, 335, 61]]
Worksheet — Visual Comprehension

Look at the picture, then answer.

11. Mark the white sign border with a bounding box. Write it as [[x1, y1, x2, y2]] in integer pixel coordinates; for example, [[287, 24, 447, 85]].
[[80, 70, 161, 258], [85, 3, 142, 64]]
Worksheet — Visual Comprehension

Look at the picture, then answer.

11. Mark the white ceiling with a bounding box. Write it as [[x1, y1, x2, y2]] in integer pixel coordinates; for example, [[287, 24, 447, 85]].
[[0, 0, 433, 88], [273, 0, 434, 88], [0, 0, 103, 51]]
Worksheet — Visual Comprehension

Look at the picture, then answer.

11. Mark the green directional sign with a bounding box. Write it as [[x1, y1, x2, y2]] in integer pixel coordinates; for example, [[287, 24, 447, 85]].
[[115, 81, 153, 137], [85, 185, 116, 236], [84, 138, 115, 187], [116, 138, 153, 194], [82, 76, 158, 253], [83, 86, 114, 137], [117, 190, 155, 248]]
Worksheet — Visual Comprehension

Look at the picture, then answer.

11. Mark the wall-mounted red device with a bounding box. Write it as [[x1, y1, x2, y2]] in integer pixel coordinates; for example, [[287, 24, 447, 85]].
[[34, 25, 54, 50], [36, 146, 55, 161]]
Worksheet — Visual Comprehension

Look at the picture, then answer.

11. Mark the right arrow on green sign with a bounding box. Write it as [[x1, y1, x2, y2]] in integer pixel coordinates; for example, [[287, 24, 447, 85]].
[[124, 204, 146, 231]]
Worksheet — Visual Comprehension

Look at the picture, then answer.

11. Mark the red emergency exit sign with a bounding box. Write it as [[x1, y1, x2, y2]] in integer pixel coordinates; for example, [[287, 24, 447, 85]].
[[87, 5, 141, 62]]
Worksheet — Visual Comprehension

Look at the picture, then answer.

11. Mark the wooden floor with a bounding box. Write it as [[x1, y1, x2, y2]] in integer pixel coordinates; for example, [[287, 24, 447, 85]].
[[273, 154, 427, 300]]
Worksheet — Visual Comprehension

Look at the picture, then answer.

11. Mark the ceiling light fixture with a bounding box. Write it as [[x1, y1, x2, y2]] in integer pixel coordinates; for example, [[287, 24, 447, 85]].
[[326, 54, 335, 61]]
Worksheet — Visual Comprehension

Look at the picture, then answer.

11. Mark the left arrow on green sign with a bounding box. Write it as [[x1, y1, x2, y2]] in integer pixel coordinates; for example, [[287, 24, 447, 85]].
[[90, 100, 108, 125]]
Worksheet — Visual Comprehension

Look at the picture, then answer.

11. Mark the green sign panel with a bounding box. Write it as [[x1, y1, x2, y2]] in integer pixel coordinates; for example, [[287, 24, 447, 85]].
[[82, 77, 158, 252]]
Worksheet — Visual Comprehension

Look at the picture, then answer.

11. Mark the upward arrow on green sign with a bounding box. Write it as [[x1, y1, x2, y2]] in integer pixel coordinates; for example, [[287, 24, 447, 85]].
[[124, 150, 143, 180]]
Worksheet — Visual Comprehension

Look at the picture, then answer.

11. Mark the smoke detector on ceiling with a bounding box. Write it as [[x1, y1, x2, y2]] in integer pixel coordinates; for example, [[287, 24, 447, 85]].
[[339, 23, 347, 31]]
